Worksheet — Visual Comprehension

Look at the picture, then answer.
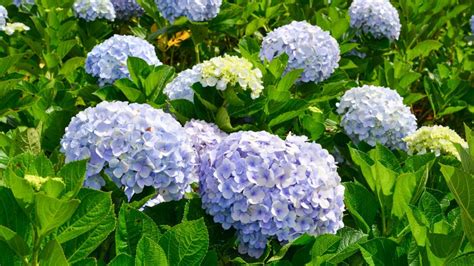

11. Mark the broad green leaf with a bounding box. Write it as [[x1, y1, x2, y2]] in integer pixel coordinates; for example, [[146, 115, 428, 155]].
[[446, 252, 474, 265], [127, 57, 151, 85], [136, 237, 168, 266], [108, 254, 134, 266], [39, 239, 68, 266], [35, 194, 80, 236], [60, 57, 85, 76], [311, 234, 340, 257], [216, 107, 233, 131], [41, 178, 66, 198], [116, 204, 161, 256], [407, 40, 442, 60], [0, 54, 24, 76], [406, 206, 428, 246], [159, 218, 209, 266], [5, 170, 35, 210], [427, 232, 462, 258], [144, 65, 175, 101], [392, 166, 430, 220], [114, 79, 145, 103], [72, 257, 97, 266], [343, 182, 377, 232], [57, 189, 113, 244], [0, 225, 30, 257], [7, 152, 54, 178], [349, 147, 375, 191], [58, 160, 87, 199], [13, 127, 41, 155], [359, 238, 399, 266]]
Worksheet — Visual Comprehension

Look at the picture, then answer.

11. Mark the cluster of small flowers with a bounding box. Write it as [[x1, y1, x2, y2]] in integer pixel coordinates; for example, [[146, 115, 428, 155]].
[[260, 21, 340, 83], [199, 131, 345, 258], [60, 101, 197, 201], [164, 55, 264, 101], [337, 85, 417, 150], [0, 6, 7, 29], [13, 0, 35, 7], [73, 0, 116, 22], [349, 0, 401, 40], [471, 15, 474, 33], [155, 0, 222, 23], [111, 0, 143, 20], [404, 125, 467, 159], [85, 35, 161, 86]]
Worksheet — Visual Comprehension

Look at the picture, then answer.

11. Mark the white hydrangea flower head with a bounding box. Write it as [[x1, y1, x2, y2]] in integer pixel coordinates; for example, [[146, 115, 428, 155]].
[[3, 22, 30, 35], [164, 55, 264, 101], [60, 101, 197, 201], [73, 0, 116, 22], [260, 21, 340, 83], [155, 0, 222, 23], [199, 131, 345, 258], [85, 35, 162, 86], [337, 85, 417, 150], [404, 125, 467, 159], [349, 0, 401, 40]]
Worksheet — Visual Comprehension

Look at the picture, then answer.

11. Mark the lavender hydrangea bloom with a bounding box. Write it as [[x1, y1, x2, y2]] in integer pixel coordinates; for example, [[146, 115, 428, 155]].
[[111, 0, 144, 20], [349, 0, 401, 40], [85, 35, 161, 86], [164, 65, 202, 102], [155, 0, 222, 23], [337, 85, 417, 150], [73, 0, 116, 22], [471, 15, 474, 33], [60, 101, 197, 201], [199, 131, 345, 258], [0, 6, 7, 29], [260, 21, 340, 83], [13, 0, 35, 7]]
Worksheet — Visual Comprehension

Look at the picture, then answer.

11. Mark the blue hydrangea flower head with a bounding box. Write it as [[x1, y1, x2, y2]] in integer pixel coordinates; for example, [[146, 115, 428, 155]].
[[111, 0, 144, 20], [260, 21, 340, 83], [60, 101, 197, 201], [0, 6, 8, 29], [199, 131, 345, 258], [337, 85, 417, 150], [73, 0, 116, 22], [349, 0, 401, 40], [155, 0, 222, 23], [471, 15, 474, 33], [164, 55, 264, 101], [85, 35, 162, 86], [13, 0, 35, 7]]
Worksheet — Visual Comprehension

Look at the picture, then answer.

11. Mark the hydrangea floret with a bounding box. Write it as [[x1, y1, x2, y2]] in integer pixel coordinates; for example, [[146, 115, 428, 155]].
[[260, 21, 340, 83], [73, 0, 116, 22], [111, 0, 144, 20], [336, 85, 417, 150], [404, 125, 467, 159], [349, 0, 401, 40], [471, 15, 474, 33], [164, 55, 264, 101], [155, 0, 222, 23], [60, 101, 197, 201], [0, 6, 7, 29], [85, 35, 161, 86], [199, 131, 345, 258], [13, 0, 35, 7]]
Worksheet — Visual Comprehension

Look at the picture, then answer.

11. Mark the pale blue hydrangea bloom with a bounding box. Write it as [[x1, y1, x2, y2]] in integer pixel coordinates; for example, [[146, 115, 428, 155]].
[[13, 0, 35, 7], [73, 0, 116, 22], [349, 0, 401, 40], [155, 0, 222, 23], [164, 65, 202, 102], [60, 101, 197, 201], [0, 6, 7, 29], [85, 35, 161, 86], [199, 131, 345, 258], [336, 85, 417, 150], [111, 0, 144, 20], [260, 21, 340, 83], [471, 15, 474, 33]]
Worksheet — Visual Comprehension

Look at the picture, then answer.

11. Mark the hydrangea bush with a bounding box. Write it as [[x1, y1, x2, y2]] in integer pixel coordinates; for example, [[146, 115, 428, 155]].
[[164, 55, 264, 101], [404, 125, 467, 159], [337, 85, 417, 150], [85, 35, 161, 85], [349, 0, 401, 40], [73, 0, 116, 22], [260, 21, 340, 83], [111, 0, 143, 20], [60, 101, 197, 201], [155, 0, 222, 23], [199, 131, 345, 258]]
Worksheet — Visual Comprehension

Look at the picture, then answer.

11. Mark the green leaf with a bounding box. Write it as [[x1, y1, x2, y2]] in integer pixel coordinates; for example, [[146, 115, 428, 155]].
[[58, 160, 87, 199], [359, 238, 399, 266], [343, 182, 377, 232], [0, 54, 24, 77], [144, 65, 175, 101], [440, 165, 474, 244], [57, 189, 113, 243], [427, 232, 462, 258], [109, 254, 134, 266], [114, 78, 146, 103], [0, 225, 30, 257], [136, 237, 168, 266], [406, 206, 428, 246], [60, 57, 85, 76], [159, 218, 209, 266], [407, 40, 442, 60], [216, 107, 233, 131], [35, 194, 80, 236], [446, 252, 474, 265], [116, 204, 161, 256], [72, 257, 97, 266], [269, 69, 303, 101], [349, 147, 375, 191], [13, 127, 41, 155], [40, 239, 69, 266], [127, 57, 151, 85]]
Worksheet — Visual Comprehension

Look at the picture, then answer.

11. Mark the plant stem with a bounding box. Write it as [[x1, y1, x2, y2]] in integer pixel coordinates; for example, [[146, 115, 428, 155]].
[[31, 227, 42, 266]]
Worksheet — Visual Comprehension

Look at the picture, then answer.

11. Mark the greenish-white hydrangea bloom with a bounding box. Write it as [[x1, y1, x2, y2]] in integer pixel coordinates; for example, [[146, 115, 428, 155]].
[[404, 125, 467, 159]]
